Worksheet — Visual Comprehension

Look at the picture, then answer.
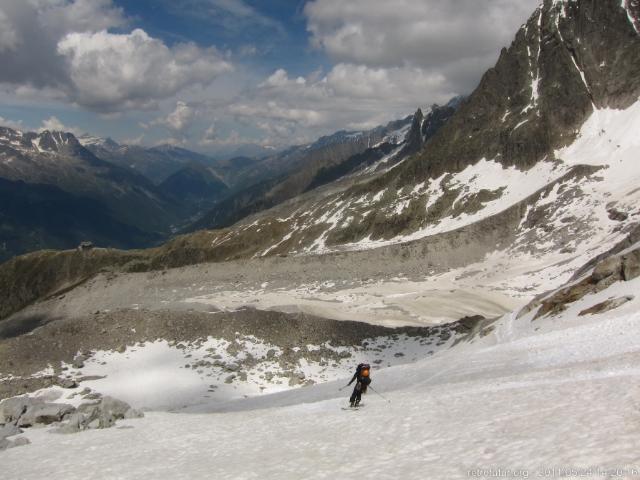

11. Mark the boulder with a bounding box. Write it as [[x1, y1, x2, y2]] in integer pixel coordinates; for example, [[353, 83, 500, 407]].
[[100, 396, 133, 419], [51, 412, 86, 434], [18, 403, 75, 427], [592, 256, 622, 282], [75, 396, 142, 430], [0, 397, 44, 425], [60, 378, 78, 389], [72, 355, 87, 369], [579, 296, 635, 316], [608, 208, 629, 221], [622, 249, 640, 281]]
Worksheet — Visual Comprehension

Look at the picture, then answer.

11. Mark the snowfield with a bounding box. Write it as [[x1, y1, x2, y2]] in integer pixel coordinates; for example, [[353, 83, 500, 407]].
[[3, 274, 640, 479], [184, 281, 520, 327]]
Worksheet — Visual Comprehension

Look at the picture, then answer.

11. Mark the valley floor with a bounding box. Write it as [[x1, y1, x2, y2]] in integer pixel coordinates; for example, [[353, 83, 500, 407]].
[[3, 277, 640, 479]]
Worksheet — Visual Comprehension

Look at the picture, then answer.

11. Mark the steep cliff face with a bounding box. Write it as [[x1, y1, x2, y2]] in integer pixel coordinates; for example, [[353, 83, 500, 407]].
[[394, 0, 640, 185]]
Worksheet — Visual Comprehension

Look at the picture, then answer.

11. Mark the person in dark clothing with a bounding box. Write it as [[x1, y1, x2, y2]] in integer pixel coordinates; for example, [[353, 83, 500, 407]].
[[348, 363, 371, 407]]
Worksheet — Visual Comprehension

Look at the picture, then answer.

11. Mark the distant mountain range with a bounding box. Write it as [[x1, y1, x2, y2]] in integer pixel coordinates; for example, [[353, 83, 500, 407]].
[[0, 0, 639, 325], [184, 114, 439, 232]]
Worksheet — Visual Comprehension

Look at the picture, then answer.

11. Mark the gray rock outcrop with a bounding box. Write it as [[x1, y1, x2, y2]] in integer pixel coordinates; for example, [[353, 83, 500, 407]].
[[53, 396, 143, 434], [0, 393, 143, 441], [18, 403, 75, 427]]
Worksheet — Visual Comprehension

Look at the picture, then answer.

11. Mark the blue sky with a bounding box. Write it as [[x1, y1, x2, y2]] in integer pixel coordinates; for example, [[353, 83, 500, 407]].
[[0, 0, 538, 157]]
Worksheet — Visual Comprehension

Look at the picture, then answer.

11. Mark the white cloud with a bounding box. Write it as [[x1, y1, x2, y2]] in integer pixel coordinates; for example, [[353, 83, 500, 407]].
[[0, 0, 126, 88], [304, 0, 539, 92], [0, 116, 24, 131], [165, 101, 196, 131], [218, 64, 453, 147], [151, 101, 196, 132], [57, 29, 233, 111], [0, 0, 234, 112], [38, 115, 82, 135], [326, 64, 448, 101], [260, 69, 307, 88]]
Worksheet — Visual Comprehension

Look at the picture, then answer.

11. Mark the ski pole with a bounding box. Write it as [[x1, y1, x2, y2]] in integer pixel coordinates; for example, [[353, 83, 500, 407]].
[[338, 384, 350, 391], [368, 386, 391, 403]]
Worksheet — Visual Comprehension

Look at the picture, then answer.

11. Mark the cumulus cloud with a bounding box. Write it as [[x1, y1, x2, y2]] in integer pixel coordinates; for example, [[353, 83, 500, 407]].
[[164, 102, 196, 132], [0, 0, 233, 112], [0, 0, 126, 88], [149, 101, 197, 134], [305, 0, 539, 93], [38, 115, 82, 135], [57, 29, 232, 111], [0, 116, 24, 131]]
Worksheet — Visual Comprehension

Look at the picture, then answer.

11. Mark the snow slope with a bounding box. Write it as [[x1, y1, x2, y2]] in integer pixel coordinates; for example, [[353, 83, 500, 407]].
[[3, 276, 640, 479], [41, 332, 456, 411]]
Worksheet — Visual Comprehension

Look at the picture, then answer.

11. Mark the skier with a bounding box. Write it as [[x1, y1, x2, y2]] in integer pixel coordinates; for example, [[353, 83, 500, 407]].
[[347, 362, 371, 407]]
